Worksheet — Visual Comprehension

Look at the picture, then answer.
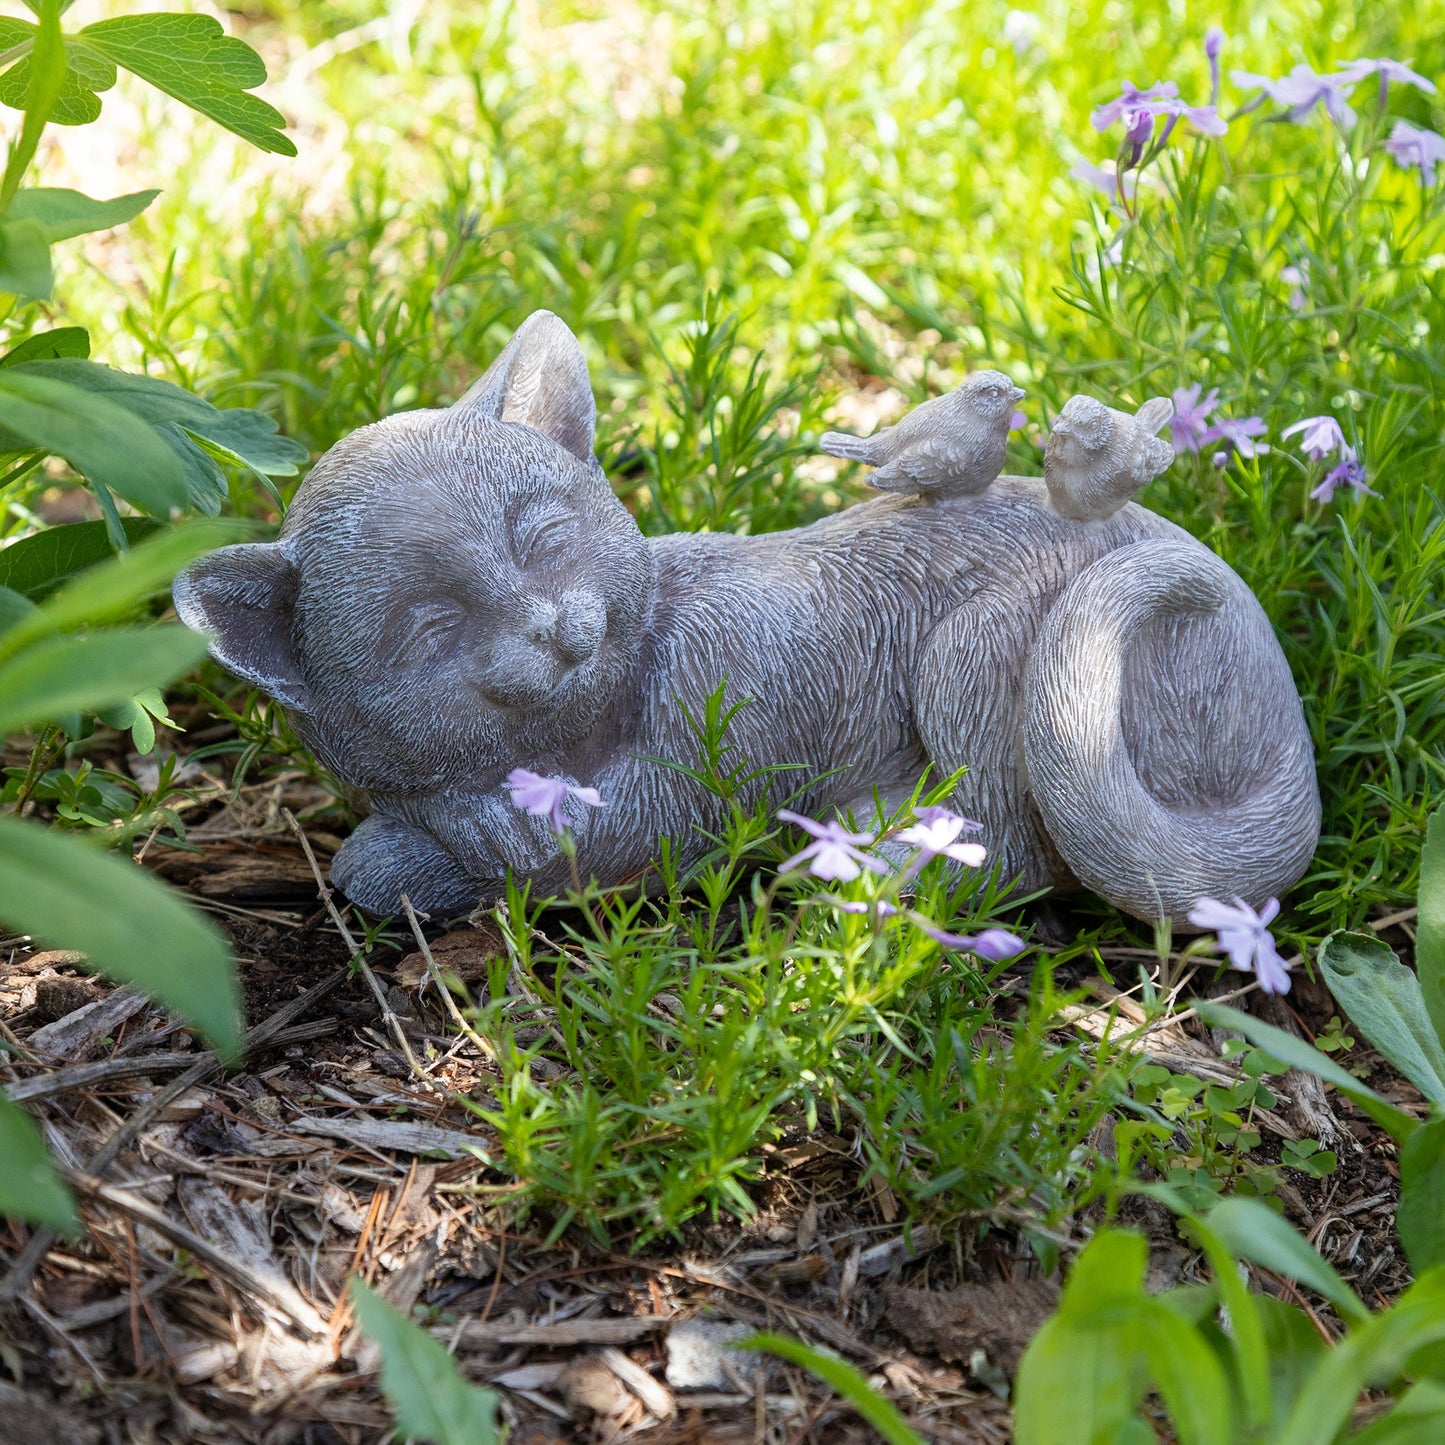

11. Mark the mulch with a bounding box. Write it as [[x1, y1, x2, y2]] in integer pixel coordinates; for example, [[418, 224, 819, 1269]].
[[0, 757, 1422, 1443]]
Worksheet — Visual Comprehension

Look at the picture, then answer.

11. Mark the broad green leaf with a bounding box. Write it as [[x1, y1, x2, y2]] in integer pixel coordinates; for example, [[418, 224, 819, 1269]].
[[190, 409, 308, 475], [1279, 1273, 1445, 1445], [0, 813, 240, 1058], [0, 624, 207, 736], [1186, 1215, 1272, 1429], [0, 518, 159, 600], [0, 361, 308, 506], [0, 517, 248, 661], [1058, 1225, 1149, 1316], [348, 1279, 501, 1445], [1318, 931, 1445, 1107], [0, 325, 90, 367], [1398, 1118, 1445, 1275], [1204, 1197, 1369, 1326], [743, 1334, 924, 1445], [1, 0, 64, 209], [0, 582, 38, 632], [1421, 805, 1445, 1055], [75, 15, 295, 157], [0, 28, 117, 127], [8, 186, 158, 242], [1133, 1298, 1235, 1445], [0, 371, 187, 514], [1015, 1312, 1147, 1445], [0, 1094, 77, 1232], [0, 216, 52, 299], [1196, 1001, 1416, 1145]]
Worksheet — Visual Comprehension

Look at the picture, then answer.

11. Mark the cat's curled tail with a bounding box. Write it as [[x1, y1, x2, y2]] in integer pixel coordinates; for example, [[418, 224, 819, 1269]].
[[1023, 539, 1320, 922]]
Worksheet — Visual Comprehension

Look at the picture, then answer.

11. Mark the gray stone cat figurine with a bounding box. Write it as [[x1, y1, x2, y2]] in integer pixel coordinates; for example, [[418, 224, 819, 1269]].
[[173, 310, 1320, 923]]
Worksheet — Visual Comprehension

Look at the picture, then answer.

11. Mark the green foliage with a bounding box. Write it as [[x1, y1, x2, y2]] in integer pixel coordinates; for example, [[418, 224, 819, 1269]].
[[1319, 931, 1445, 1107], [743, 1333, 925, 1445], [348, 1279, 500, 1445], [1016, 1211, 1445, 1445], [0, 1094, 77, 1233]]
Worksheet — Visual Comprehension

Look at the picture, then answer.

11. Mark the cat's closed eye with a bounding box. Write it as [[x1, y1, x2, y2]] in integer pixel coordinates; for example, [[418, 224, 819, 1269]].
[[514, 508, 576, 566], [388, 601, 465, 666]]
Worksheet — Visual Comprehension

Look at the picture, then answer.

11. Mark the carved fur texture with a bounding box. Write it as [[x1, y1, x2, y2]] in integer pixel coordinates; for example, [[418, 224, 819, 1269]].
[[174, 310, 1320, 923]]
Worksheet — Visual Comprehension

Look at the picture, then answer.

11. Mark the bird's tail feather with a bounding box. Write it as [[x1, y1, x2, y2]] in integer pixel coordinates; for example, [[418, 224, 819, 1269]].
[[819, 430, 877, 463]]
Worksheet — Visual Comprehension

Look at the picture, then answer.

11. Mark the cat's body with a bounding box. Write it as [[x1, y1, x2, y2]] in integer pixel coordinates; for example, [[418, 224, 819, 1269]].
[[175, 312, 1320, 922]]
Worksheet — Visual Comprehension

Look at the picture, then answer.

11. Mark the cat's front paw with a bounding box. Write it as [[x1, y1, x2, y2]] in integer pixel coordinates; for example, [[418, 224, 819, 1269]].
[[331, 814, 483, 916]]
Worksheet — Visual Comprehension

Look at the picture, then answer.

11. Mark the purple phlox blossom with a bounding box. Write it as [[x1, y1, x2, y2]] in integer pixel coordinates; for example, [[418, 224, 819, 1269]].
[[1281, 413, 1345, 460], [1210, 450, 1229, 469], [506, 768, 605, 834], [1205, 28, 1225, 104], [1069, 159, 1140, 208], [1123, 106, 1155, 164], [776, 809, 887, 882], [1202, 414, 1270, 459], [1092, 80, 1177, 132], [827, 898, 1023, 958], [1280, 260, 1310, 312], [1145, 94, 1228, 138], [896, 807, 987, 868], [1170, 383, 1220, 455], [1002, 10, 1042, 59], [1231, 64, 1358, 128], [1009, 408, 1027, 432], [1386, 120, 1445, 185], [1187, 895, 1291, 995], [1337, 57, 1436, 107], [1309, 444, 1379, 503], [920, 925, 1029, 960]]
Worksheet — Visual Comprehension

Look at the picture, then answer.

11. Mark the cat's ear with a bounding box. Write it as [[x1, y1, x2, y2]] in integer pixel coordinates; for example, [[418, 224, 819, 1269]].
[[451, 310, 597, 467], [172, 541, 311, 711]]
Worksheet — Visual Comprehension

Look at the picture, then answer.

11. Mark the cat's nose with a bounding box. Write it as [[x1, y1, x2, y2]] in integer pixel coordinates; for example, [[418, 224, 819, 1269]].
[[519, 598, 560, 646]]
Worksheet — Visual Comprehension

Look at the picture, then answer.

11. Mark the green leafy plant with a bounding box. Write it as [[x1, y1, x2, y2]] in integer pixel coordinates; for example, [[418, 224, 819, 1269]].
[[1014, 1202, 1445, 1444], [348, 1279, 500, 1445], [1, 4, 302, 1231]]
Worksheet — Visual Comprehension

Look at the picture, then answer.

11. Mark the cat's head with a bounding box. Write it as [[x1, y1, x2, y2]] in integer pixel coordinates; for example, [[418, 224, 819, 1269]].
[[174, 312, 655, 794]]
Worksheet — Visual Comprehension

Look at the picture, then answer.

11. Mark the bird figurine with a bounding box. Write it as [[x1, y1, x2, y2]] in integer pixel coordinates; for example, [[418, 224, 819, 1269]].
[[819, 371, 1025, 498], [1043, 394, 1174, 522]]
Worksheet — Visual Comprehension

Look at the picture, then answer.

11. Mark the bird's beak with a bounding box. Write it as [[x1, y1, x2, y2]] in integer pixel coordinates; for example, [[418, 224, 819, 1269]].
[[1009, 385, 1026, 403]]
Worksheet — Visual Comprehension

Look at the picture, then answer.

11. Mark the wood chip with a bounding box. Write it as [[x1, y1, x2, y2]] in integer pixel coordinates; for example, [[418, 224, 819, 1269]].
[[599, 1345, 676, 1419], [5, 1050, 197, 1103], [455, 1316, 669, 1348], [288, 1114, 493, 1161], [856, 1226, 941, 1277], [884, 1278, 1060, 1375], [27, 988, 148, 1060], [394, 921, 504, 990]]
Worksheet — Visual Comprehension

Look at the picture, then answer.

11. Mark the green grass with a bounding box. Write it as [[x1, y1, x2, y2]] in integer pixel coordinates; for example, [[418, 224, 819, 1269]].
[[6, 0, 1445, 1242]]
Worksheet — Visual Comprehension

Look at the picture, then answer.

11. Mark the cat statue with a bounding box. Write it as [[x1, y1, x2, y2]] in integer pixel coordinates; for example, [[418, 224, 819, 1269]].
[[173, 310, 1320, 923]]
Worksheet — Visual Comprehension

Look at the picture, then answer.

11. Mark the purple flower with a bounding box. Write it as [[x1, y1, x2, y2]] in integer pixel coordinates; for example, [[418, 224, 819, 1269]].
[[1385, 120, 1445, 185], [1205, 28, 1225, 103], [1281, 261, 1309, 312], [1092, 80, 1178, 132], [507, 768, 605, 834], [1069, 159, 1138, 207], [1146, 95, 1228, 138], [777, 809, 887, 882], [920, 925, 1028, 960], [896, 807, 986, 868], [1123, 106, 1155, 164], [1337, 57, 1436, 106], [1232, 64, 1359, 127], [1281, 414, 1345, 460], [1211, 450, 1229, 469], [1187, 896, 1291, 995], [1202, 414, 1270, 459], [1170, 383, 1220, 455], [1309, 445, 1379, 503], [1009, 408, 1027, 432]]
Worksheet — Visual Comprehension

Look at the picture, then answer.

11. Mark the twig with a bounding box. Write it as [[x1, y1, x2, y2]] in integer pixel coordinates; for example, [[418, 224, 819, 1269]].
[[400, 895, 499, 1066], [284, 807, 430, 1082], [0, 970, 345, 1303], [64, 1173, 323, 1338]]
